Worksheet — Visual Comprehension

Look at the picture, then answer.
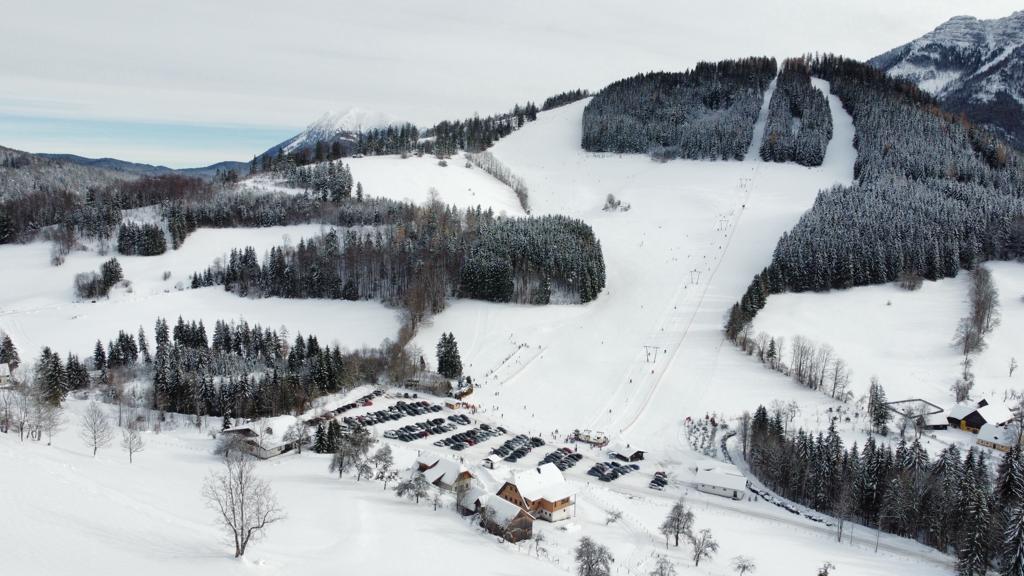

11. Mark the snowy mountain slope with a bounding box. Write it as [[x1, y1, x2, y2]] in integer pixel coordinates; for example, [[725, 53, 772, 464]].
[[0, 144, 132, 199], [265, 107, 405, 157], [242, 154, 526, 217], [413, 79, 856, 455], [870, 10, 1024, 147]]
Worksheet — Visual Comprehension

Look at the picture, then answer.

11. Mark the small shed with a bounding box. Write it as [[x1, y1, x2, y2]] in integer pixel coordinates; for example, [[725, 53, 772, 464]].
[[920, 412, 948, 431], [480, 495, 534, 543], [977, 424, 1016, 452], [608, 444, 646, 462], [0, 363, 11, 386], [694, 465, 747, 500]]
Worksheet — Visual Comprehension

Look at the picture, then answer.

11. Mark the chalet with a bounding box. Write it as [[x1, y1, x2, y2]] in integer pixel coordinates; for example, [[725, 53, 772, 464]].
[[497, 463, 575, 522], [977, 424, 1017, 452], [608, 444, 646, 462], [948, 399, 1015, 432], [461, 492, 534, 543], [415, 453, 474, 492], [693, 464, 747, 500]]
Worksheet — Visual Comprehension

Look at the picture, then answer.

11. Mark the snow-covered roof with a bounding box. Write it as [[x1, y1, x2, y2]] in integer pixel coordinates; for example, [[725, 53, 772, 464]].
[[512, 463, 574, 502], [485, 494, 532, 525], [422, 457, 470, 487], [0, 363, 10, 378], [978, 424, 1013, 446], [608, 443, 644, 456], [977, 402, 1015, 426], [700, 462, 744, 477], [460, 486, 488, 510], [694, 468, 748, 492], [948, 402, 976, 420]]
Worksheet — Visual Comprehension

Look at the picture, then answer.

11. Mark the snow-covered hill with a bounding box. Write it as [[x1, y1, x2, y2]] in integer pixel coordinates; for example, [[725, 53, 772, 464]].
[[267, 107, 406, 157], [870, 10, 1024, 147]]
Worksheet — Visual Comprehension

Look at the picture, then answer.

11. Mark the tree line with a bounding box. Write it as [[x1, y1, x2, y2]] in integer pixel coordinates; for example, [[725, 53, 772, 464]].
[[760, 58, 833, 166], [727, 54, 1024, 340], [189, 206, 605, 316], [582, 57, 777, 161], [744, 403, 1024, 576]]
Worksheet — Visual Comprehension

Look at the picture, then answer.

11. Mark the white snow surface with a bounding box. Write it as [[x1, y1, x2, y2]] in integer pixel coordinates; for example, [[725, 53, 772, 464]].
[[0, 77, 968, 575], [0, 225, 400, 358], [752, 260, 1024, 455]]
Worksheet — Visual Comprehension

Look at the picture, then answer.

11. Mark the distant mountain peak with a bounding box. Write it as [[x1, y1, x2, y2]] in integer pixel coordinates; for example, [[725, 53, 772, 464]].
[[870, 10, 1024, 149], [309, 107, 402, 135], [271, 106, 407, 156]]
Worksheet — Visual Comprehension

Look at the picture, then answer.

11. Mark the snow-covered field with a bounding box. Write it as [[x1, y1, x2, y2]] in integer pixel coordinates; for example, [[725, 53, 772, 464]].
[[0, 225, 400, 357], [0, 78, 976, 575], [752, 260, 1024, 452], [242, 155, 526, 217]]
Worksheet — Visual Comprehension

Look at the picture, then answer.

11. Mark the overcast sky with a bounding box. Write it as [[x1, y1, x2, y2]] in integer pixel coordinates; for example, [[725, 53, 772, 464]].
[[1, 0, 1019, 167]]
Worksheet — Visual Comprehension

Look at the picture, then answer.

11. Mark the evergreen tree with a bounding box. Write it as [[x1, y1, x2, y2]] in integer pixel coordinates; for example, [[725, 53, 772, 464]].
[[0, 333, 20, 369], [868, 378, 891, 435]]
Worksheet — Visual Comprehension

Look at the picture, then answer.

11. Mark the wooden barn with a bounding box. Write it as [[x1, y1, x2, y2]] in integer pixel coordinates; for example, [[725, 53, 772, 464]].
[[948, 399, 1015, 433]]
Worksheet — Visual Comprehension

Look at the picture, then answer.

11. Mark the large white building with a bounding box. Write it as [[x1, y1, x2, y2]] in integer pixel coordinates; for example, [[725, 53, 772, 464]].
[[693, 463, 747, 500]]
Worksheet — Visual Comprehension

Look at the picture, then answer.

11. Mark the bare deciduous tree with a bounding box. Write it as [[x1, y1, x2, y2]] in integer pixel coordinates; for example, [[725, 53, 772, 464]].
[[575, 536, 613, 576], [121, 422, 145, 463], [732, 555, 756, 575], [605, 509, 623, 525], [659, 498, 694, 547], [689, 528, 719, 567], [79, 401, 113, 456], [202, 454, 285, 558], [33, 397, 64, 445], [649, 555, 677, 576]]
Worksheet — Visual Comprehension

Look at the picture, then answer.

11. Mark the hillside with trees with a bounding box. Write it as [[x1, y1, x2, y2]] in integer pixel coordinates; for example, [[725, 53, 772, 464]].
[[727, 55, 1024, 339], [581, 57, 777, 160], [759, 59, 833, 166]]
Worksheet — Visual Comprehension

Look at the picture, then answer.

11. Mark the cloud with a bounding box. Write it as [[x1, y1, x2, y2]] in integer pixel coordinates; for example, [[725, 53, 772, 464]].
[[1, 0, 1019, 165]]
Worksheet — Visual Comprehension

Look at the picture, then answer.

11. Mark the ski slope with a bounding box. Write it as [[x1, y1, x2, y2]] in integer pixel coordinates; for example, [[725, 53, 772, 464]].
[[415, 80, 857, 454]]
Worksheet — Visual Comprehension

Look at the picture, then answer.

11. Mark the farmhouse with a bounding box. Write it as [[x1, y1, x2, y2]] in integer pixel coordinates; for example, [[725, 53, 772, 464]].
[[415, 453, 474, 492], [220, 425, 298, 459], [466, 494, 536, 541], [947, 399, 1015, 432], [977, 424, 1017, 452], [608, 443, 646, 462], [497, 463, 575, 522], [693, 464, 747, 500]]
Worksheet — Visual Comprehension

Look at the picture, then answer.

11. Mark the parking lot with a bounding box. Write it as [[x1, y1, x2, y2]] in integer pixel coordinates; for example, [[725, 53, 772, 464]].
[[317, 389, 677, 497]]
